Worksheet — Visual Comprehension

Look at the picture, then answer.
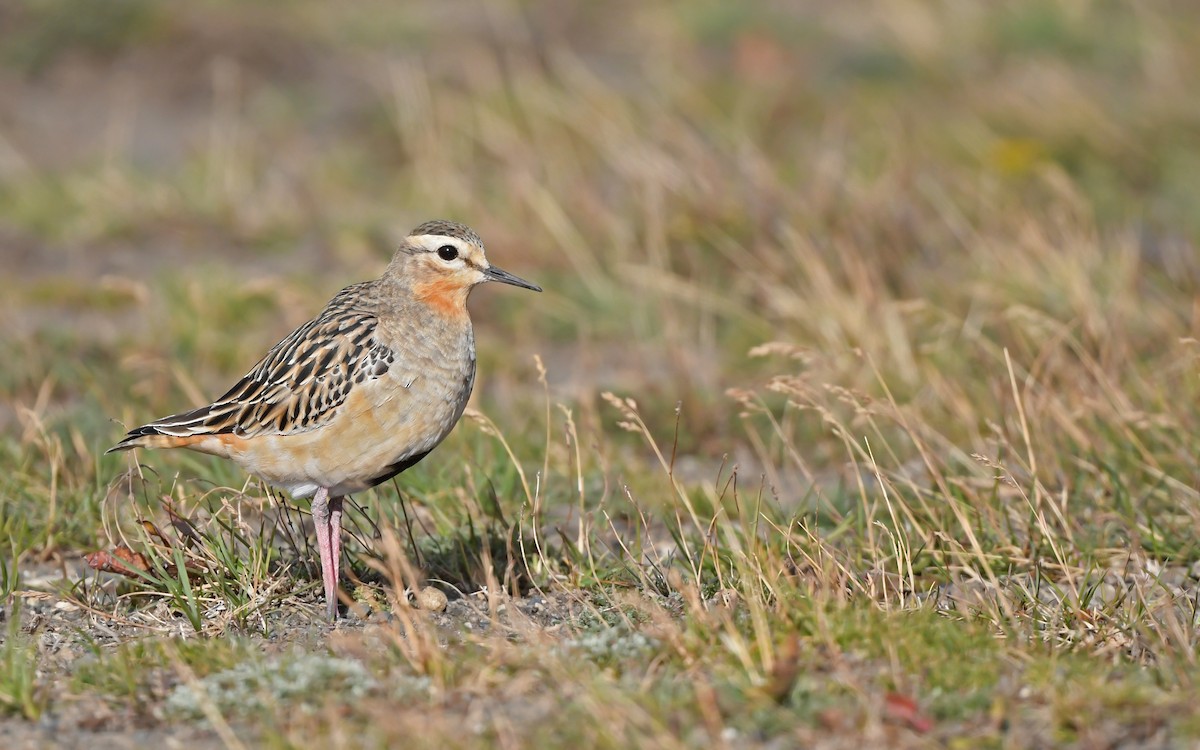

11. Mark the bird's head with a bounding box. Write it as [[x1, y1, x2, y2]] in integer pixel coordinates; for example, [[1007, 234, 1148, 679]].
[[391, 220, 541, 316]]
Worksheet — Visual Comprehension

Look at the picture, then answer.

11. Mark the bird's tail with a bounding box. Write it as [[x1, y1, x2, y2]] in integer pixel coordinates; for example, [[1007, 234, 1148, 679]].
[[105, 428, 204, 454]]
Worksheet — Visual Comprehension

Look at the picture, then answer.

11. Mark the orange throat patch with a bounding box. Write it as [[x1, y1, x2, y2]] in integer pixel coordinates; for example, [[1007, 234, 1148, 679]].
[[413, 278, 470, 318]]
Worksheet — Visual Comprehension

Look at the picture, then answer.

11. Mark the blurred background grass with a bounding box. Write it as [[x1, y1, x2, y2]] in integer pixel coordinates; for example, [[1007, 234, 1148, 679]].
[[6, 0, 1200, 744], [3, 0, 1200, 569]]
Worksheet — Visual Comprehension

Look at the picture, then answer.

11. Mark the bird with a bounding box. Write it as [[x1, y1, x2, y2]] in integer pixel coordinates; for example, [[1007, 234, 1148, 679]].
[[107, 220, 541, 620]]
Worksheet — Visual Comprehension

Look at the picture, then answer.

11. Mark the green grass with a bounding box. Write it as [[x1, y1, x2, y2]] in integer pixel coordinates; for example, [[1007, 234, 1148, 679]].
[[0, 607, 44, 721], [5, 0, 1200, 746]]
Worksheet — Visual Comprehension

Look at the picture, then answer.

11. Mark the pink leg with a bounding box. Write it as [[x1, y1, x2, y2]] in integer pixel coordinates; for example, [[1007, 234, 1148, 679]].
[[329, 495, 344, 620], [310, 487, 338, 621]]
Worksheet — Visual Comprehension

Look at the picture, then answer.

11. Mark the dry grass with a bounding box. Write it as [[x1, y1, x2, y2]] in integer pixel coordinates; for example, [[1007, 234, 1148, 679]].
[[3, 0, 1200, 747]]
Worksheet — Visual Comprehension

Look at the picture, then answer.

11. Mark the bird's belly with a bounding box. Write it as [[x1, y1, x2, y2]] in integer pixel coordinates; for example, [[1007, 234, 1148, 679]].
[[228, 366, 474, 497]]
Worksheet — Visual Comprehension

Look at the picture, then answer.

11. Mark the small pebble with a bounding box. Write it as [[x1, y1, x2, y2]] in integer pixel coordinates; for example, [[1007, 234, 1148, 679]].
[[417, 587, 448, 612]]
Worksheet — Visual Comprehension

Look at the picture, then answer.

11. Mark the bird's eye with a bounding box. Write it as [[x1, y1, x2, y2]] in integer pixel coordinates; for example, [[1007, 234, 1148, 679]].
[[437, 245, 459, 261]]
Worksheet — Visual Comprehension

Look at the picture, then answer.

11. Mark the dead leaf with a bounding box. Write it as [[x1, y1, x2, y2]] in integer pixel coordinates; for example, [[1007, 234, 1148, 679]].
[[141, 519, 172, 547], [162, 500, 203, 547], [84, 544, 209, 579], [84, 545, 151, 577], [884, 692, 935, 734]]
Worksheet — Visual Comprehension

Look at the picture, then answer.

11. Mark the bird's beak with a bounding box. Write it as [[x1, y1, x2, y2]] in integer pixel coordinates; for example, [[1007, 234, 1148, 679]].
[[484, 265, 542, 292]]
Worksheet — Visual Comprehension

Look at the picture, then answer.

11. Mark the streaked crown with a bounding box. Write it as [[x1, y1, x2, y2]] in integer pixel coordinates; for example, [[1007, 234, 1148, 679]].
[[409, 220, 483, 247]]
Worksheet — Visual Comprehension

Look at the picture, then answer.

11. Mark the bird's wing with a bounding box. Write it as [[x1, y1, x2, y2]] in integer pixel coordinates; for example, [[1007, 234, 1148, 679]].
[[116, 282, 395, 445]]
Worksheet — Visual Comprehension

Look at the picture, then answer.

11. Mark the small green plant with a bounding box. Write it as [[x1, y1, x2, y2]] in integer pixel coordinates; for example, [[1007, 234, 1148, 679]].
[[0, 605, 43, 720], [166, 651, 377, 718], [0, 543, 19, 603]]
